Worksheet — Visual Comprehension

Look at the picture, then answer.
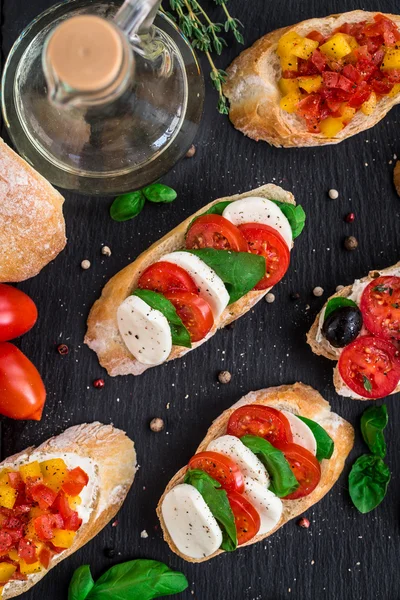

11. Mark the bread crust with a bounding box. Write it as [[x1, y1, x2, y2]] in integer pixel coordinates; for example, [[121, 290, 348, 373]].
[[85, 184, 295, 376], [0, 138, 66, 282], [1, 422, 136, 599], [307, 262, 400, 400], [223, 11, 400, 147], [156, 383, 354, 563]]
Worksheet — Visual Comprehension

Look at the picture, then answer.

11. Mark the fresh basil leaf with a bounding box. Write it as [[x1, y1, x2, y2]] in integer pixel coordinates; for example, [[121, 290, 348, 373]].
[[184, 469, 237, 551], [240, 435, 298, 497], [186, 249, 265, 304], [69, 565, 95, 600], [270, 200, 306, 239], [298, 417, 334, 461], [348, 454, 390, 514], [110, 191, 145, 222], [360, 405, 388, 458], [324, 297, 358, 321], [86, 560, 188, 600], [133, 289, 191, 348], [142, 184, 177, 204]]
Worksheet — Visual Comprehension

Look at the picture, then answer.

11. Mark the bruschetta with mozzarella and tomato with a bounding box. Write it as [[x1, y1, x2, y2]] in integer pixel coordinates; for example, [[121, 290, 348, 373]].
[[157, 383, 354, 562], [308, 262, 400, 400], [0, 423, 136, 598], [85, 184, 305, 376], [223, 11, 400, 147]]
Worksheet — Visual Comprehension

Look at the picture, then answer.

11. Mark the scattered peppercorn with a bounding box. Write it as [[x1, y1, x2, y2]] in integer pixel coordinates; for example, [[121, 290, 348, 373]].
[[313, 286, 324, 297], [101, 245, 112, 256], [297, 517, 310, 529], [328, 189, 339, 199], [57, 344, 69, 355], [81, 259, 91, 270], [344, 236, 358, 251], [218, 370, 231, 384], [93, 378, 105, 389], [104, 547, 116, 558], [186, 145, 196, 158], [150, 417, 165, 432], [265, 293, 275, 303], [345, 212, 355, 223], [290, 292, 300, 301]]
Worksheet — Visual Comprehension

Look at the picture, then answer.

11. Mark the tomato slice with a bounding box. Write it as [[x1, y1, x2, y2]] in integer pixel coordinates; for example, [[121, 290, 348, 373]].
[[189, 451, 244, 493], [338, 335, 400, 398], [186, 215, 248, 252], [360, 276, 400, 341], [227, 491, 260, 545], [273, 442, 321, 500], [0, 285, 38, 343], [227, 405, 293, 445], [137, 261, 198, 295], [62, 467, 89, 497], [238, 224, 290, 290], [163, 291, 214, 343]]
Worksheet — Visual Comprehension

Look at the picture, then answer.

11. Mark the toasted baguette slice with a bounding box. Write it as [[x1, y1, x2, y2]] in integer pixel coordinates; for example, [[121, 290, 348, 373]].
[[223, 11, 400, 147], [157, 383, 354, 563], [307, 261, 400, 400], [85, 184, 295, 376], [0, 138, 66, 282], [1, 422, 136, 599]]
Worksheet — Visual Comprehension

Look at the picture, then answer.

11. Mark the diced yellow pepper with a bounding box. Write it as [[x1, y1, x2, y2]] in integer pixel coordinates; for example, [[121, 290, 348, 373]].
[[319, 116, 344, 137], [278, 78, 299, 95], [279, 91, 302, 113], [280, 54, 298, 71], [0, 563, 16, 582], [19, 560, 42, 576], [361, 91, 377, 116], [0, 471, 11, 487], [319, 33, 353, 59], [340, 105, 356, 123], [0, 485, 17, 510], [381, 48, 400, 70], [388, 83, 400, 97], [67, 495, 82, 510], [51, 529, 76, 549], [40, 458, 67, 492], [291, 38, 319, 60], [7, 549, 19, 562], [24, 518, 39, 541], [297, 75, 323, 93], [342, 34, 359, 50], [20, 462, 41, 483], [277, 31, 303, 57]]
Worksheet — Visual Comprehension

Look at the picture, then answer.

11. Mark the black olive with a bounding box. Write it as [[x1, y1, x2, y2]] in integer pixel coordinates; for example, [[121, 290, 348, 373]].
[[322, 306, 363, 348]]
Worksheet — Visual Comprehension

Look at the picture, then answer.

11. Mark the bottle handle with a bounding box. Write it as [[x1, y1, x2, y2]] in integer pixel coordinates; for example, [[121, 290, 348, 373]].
[[114, 0, 164, 59]]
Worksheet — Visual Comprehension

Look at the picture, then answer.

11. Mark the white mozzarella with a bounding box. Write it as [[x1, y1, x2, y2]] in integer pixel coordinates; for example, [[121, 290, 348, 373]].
[[117, 295, 172, 365], [207, 435, 269, 487], [281, 410, 317, 456], [161, 484, 222, 559], [242, 476, 283, 535], [162, 251, 229, 319], [222, 197, 293, 249]]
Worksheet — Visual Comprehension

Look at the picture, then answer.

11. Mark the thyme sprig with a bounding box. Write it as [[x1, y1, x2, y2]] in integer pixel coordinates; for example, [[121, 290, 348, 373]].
[[161, 0, 244, 113]]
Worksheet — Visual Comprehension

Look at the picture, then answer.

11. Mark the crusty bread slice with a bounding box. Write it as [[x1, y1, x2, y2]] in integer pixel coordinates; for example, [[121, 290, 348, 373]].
[[307, 262, 400, 400], [223, 10, 400, 147], [156, 383, 354, 563], [0, 138, 66, 282], [1, 422, 136, 599], [85, 184, 295, 376]]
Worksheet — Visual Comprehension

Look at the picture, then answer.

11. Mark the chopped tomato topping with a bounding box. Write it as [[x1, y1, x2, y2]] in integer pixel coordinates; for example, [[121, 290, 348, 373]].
[[62, 467, 89, 497], [30, 484, 57, 510], [18, 538, 37, 564]]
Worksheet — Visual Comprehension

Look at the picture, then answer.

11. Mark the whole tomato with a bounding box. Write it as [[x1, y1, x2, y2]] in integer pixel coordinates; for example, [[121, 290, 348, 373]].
[[0, 343, 46, 420], [0, 284, 38, 342]]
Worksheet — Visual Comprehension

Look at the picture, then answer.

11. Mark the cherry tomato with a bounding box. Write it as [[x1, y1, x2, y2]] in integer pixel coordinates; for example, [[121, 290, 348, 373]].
[[227, 491, 260, 545], [185, 215, 248, 252], [227, 405, 293, 445], [338, 335, 400, 399], [0, 343, 46, 420], [62, 467, 89, 497], [138, 261, 198, 295], [164, 291, 214, 342], [273, 442, 321, 500], [0, 284, 37, 343], [238, 224, 290, 289], [360, 276, 400, 341], [188, 451, 244, 493]]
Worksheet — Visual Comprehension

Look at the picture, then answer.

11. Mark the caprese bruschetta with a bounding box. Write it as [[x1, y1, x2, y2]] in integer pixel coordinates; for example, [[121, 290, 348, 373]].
[[85, 184, 305, 376], [0, 422, 136, 598], [157, 383, 354, 562], [308, 262, 400, 400]]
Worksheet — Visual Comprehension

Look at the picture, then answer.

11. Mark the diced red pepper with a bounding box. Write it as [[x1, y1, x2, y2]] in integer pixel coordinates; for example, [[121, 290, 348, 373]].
[[51, 491, 81, 530], [306, 30, 325, 44], [18, 538, 37, 564], [0, 531, 13, 551], [39, 546, 53, 569], [311, 49, 327, 72], [386, 69, 400, 83], [33, 514, 63, 542], [2, 526, 24, 544], [8, 473, 24, 492], [348, 81, 372, 107], [30, 484, 57, 510], [62, 467, 89, 497], [342, 64, 362, 83], [298, 58, 320, 76]]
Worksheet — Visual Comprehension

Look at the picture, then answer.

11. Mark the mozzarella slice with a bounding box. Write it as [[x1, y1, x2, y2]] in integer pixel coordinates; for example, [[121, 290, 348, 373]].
[[161, 484, 222, 559], [162, 251, 229, 318], [117, 295, 172, 365], [222, 197, 293, 249], [207, 435, 269, 487], [281, 410, 317, 456], [242, 476, 283, 535]]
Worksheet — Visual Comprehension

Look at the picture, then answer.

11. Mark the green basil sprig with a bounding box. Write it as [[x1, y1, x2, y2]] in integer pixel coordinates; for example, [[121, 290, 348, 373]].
[[360, 405, 388, 458], [324, 297, 358, 321], [143, 184, 177, 204], [184, 469, 237, 552], [68, 560, 188, 600], [240, 435, 298, 498], [110, 191, 145, 222], [270, 200, 306, 239], [186, 249, 265, 304], [133, 289, 191, 348], [348, 454, 390, 514], [298, 417, 334, 461]]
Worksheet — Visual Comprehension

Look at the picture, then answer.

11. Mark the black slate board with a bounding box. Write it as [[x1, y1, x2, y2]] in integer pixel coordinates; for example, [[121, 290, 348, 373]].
[[1, 1, 400, 598]]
